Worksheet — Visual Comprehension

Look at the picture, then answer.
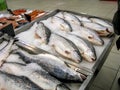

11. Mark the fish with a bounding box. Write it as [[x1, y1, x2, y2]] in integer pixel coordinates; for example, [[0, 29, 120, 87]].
[[82, 22, 111, 36], [75, 15, 91, 22], [56, 32, 96, 62], [89, 17, 114, 34], [13, 49, 86, 82], [0, 62, 70, 90], [0, 38, 14, 66], [6, 54, 26, 64], [54, 13, 103, 45], [69, 27, 104, 45], [55, 12, 81, 32], [0, 71, 42, 90], [48, 33, 82, 63], [15, 22, 38, 46], [34, 22, 51, 44], [55, 12, 81, 26], [41, 16, 72, 33]]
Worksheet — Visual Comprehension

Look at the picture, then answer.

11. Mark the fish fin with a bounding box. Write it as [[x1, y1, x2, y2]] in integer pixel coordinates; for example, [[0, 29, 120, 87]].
[[64, 62, 71, 68]]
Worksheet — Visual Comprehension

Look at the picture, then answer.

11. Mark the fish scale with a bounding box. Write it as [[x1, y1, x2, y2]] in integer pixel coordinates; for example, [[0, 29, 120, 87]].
[[0, 71, 42, 90], [13, 49, 86, 82], [54, 12, 104, 45], [0, 62, 70, 90]]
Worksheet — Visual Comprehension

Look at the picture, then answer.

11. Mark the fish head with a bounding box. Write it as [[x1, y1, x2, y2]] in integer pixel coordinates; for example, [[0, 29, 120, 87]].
[[97, 28, 114, 37], [86, 30, 104, 46], [83, 49, 96, 62], [34, 23, 48, 44]]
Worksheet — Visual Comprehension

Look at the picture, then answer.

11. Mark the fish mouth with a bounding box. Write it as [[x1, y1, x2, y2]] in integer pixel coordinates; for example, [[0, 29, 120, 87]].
[[97, 29, 111, 37], [80, 73, 87, 81], [82, 53, 96, 62]]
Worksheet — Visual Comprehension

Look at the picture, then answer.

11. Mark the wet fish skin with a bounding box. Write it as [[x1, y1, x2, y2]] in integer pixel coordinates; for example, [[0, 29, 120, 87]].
[[89, 17, 114, 33], [48, 33, 82, 63], [35, 22, 51, 44], [59, 33, 96, 62], [55, 12, 103, 45], [0, 38, 14, 66], [70, 27, 104, 46], [0, 62, 70, 90], [82, 22, 111, 36], [0, 71, 42, 90], [6, 54, 26, 64], [55, 12, 81, 26], [41, 16, 72, 33], [75, 15, 91, 22], [55, 12, 81, 32], [14, 49, 85, 82]]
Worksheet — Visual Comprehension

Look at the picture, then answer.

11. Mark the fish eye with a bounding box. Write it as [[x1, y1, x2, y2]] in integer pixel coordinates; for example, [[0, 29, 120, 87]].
[[88, 36, 93, 39], [65, 51, 70, 54]]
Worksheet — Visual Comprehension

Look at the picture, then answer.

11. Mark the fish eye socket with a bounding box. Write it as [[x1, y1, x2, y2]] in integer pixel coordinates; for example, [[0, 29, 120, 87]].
[[88, 36, 93, 39], [65, 51, 70, 54], [106, 28, 110, 33]]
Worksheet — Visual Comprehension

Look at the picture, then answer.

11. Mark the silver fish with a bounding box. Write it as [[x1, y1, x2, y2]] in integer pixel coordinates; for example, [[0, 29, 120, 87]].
[[0, 38, 14, 66], [82, 22, 111, 36], [70, 27, 104, 45], [75, 15, 91, 22], [55, 12, 81, 26], [41, 16, 72, 33], [54, 13, 103, 45], [6, 54, 26, 64], [48, 33, 82, 63], [57, 32, 96, 62], [34, 22, 51, 44], [55, 12, 81, 32], [0, 71, 42, 90], [0, 62, 70, 90], [90, 17, 114, 34], [14, 49, 86, 82]]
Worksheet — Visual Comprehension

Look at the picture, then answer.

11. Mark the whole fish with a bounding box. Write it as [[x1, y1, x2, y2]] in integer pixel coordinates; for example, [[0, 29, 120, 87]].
[[14, 49, 86, 82], [48, 33, 82, 63], [0, 71, 42, 90], [34, 22, 51, 44], [0, 38, 14, 66], [82, 22, 111, 36], [89, 17, 114, 34], [0, 62, 70, 90], [41, 16, 72, 33], [69, 27, 104, 45], [54, 13, 103, 45], [57, 32, 96, 62]]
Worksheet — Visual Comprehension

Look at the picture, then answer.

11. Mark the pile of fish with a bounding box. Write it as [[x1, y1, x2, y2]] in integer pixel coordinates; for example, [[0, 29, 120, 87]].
[[0, 36, 86, 90], [0, 11, 114, 90], [16, 11, 113, 63]]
